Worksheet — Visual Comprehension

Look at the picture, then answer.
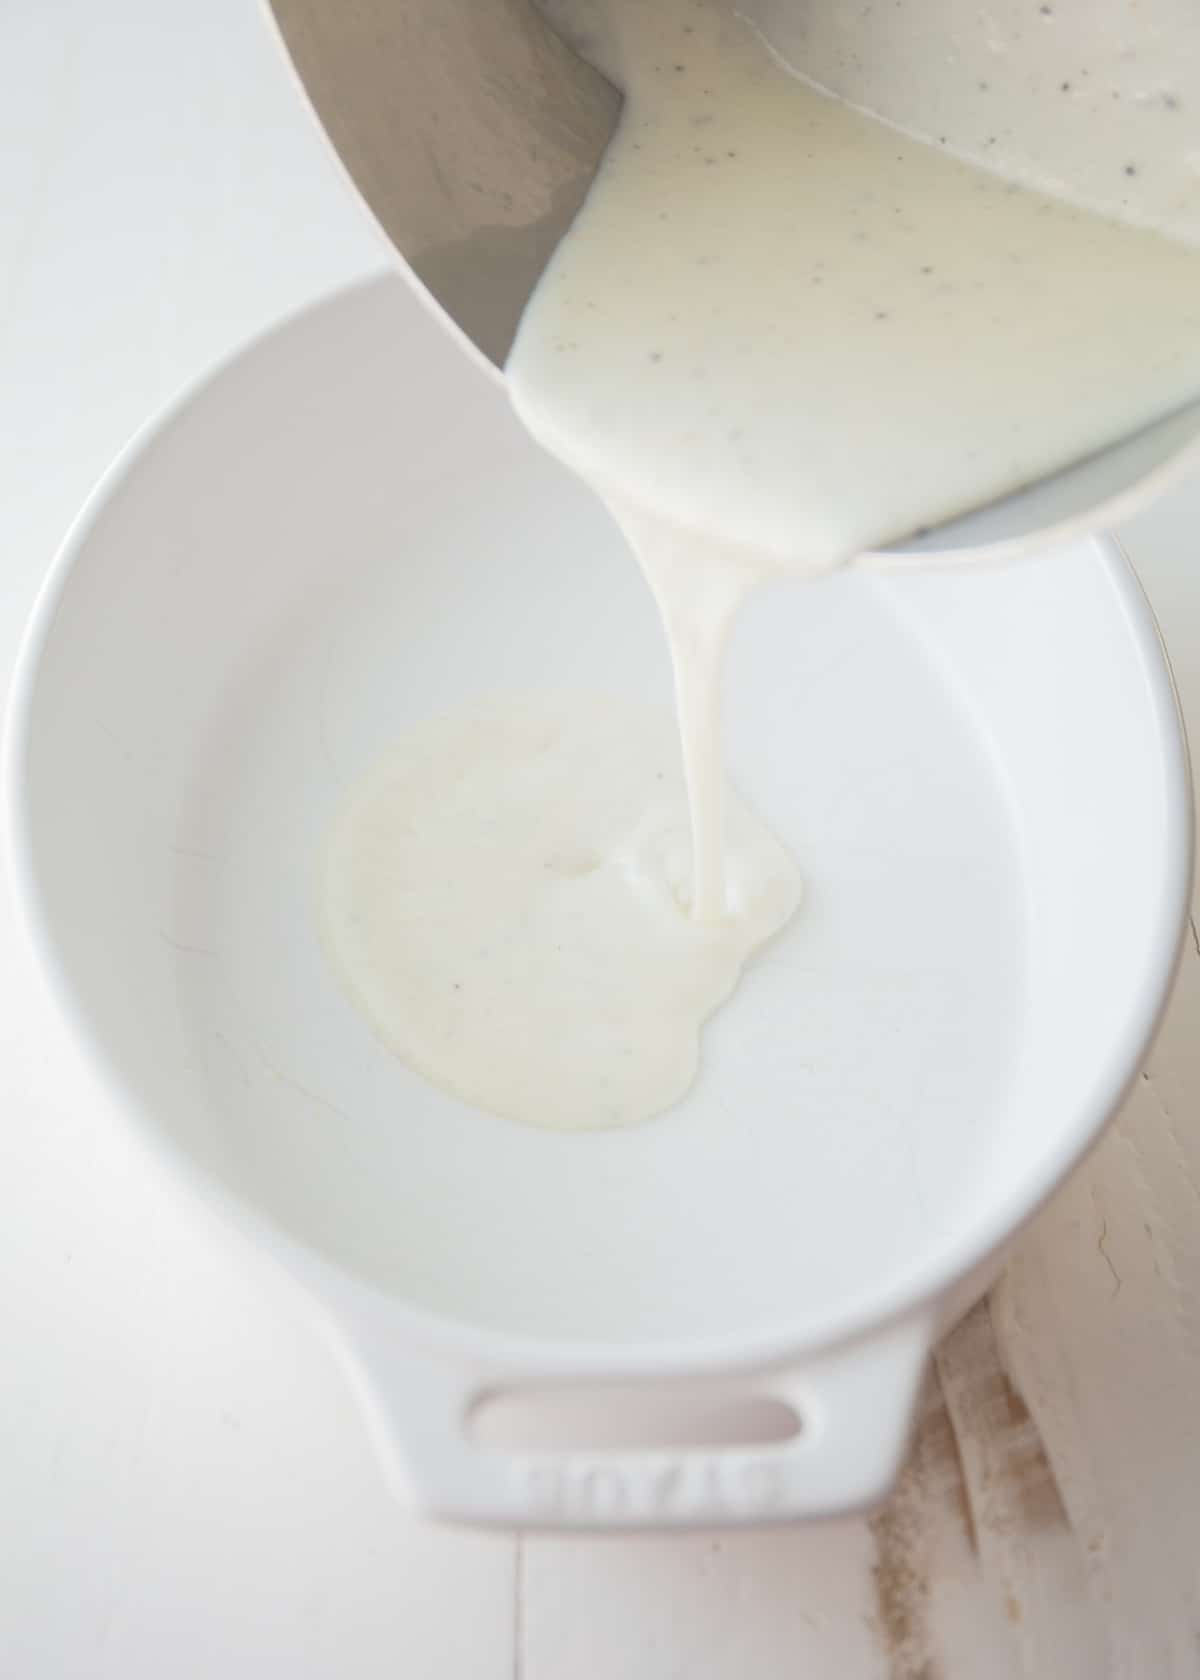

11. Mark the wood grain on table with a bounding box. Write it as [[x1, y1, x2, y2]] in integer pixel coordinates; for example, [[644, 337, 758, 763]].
[[1, 2, 1198, 1675]]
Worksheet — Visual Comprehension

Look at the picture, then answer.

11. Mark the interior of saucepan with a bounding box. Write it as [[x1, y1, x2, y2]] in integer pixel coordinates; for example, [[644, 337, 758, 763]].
[[14, 278, 1187, 1348]]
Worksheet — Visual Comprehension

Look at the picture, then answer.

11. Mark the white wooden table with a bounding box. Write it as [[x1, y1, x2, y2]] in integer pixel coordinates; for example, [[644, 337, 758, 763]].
[[2, 4, 1198, 1675]]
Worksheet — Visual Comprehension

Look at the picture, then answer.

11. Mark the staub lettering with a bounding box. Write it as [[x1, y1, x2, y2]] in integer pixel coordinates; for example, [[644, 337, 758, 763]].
[[518, 1454, 787, 1520]]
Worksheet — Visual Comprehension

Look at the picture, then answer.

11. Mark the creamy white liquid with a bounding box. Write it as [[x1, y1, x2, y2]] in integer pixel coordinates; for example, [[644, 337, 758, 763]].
[[321, 701, 799, 1130], [322, 0, 1200, 1132], [748, 0, 1200, 248], [515, 0, 1200, 562]]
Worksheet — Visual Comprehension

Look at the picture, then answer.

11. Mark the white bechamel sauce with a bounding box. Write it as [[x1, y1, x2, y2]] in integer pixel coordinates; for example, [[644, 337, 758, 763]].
[[323, 0, 1200, 1131], [320, 701, 800, 1131], [516, 0, 1200, 563], [747, 0, 1200, 248]]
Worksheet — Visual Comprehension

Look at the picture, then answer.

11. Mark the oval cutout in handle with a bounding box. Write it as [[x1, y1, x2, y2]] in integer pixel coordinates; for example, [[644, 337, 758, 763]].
[[469, 1385, 802, 1451]]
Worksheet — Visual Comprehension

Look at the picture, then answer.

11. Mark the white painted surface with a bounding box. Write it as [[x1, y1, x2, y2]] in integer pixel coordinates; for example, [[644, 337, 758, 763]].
[[1, 1, 1199, 1674]]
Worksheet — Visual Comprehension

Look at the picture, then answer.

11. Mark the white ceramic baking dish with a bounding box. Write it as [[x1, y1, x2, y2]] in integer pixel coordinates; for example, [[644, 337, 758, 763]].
[[6, 276, 1191, 1528]]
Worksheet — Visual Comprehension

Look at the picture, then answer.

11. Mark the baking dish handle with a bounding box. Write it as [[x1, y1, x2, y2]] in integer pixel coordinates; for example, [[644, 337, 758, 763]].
[[330, 1311, 933, 1529]]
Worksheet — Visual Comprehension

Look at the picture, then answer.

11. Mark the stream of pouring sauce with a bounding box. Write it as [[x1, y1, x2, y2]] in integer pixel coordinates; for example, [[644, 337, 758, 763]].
[[322, 0, 1200, 1130]]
